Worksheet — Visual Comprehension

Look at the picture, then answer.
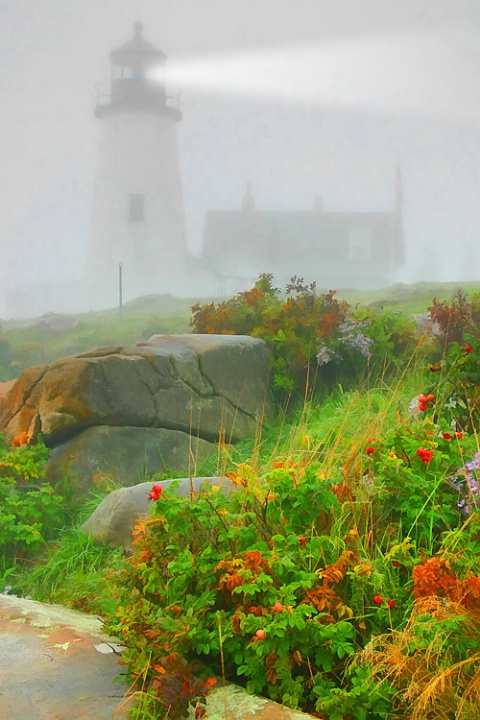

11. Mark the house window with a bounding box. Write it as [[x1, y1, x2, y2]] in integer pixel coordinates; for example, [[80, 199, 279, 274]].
[[348, 226, 372, 260], [128, 194, 145, 223]]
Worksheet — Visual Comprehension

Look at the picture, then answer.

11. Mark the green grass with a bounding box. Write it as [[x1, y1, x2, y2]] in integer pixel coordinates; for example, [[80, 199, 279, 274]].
[[0, 294, 199, 378], [2, 280, 480, 381], [12, 526, 126, 615], [5, 345, 479, 719], [335, 280, 480, 314], [2, 281, 480, 718]]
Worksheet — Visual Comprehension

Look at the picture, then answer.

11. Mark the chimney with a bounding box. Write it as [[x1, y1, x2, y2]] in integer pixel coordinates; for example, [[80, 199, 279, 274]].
[[241, 182, 256, 212]]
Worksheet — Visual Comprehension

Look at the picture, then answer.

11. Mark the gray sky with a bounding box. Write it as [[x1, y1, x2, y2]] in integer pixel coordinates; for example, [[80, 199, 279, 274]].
[[1, 0, 480, 312]]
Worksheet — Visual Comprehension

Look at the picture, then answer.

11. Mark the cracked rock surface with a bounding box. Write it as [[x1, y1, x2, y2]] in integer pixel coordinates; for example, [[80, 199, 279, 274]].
[[0, 334, 273, 498]]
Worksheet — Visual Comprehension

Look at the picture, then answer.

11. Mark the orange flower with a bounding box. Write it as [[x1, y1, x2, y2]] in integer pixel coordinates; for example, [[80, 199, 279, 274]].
[[12, 430, 32, 448]]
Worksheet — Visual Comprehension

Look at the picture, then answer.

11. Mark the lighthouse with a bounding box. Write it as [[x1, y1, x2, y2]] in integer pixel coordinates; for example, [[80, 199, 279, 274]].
[[87, 22, 188, 308]]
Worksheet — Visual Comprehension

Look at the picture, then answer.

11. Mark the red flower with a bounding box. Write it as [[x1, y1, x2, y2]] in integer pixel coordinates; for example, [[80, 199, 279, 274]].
[[273, 602, 283, 612], [387, 599, 395, 609], [417, 448, 433, 464], [455, 432, 463, 439], [148, 484, 163, 502], [418, 393, 434, 411], [465, 342, 473, 354], [366, 446, 375, 455], [299, 537, 307, 547], [373, 594, 383, 605], [392, 560, 400, 567], [273, 462, 284, 469], [442, 433, 452, 440]]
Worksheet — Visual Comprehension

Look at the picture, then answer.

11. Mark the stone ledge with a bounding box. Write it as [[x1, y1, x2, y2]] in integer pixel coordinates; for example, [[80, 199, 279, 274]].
[[0, 595, 317, 719], [198, 683, 317, 719]]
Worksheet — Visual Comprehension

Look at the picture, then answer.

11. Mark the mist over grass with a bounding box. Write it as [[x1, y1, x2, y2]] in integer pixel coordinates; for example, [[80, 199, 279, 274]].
[[1, 280, 480, 382]]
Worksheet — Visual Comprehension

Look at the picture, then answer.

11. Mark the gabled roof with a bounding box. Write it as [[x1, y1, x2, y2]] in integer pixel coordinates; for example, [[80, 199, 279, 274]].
[[202, 180, 405, 277], [204, 208, 397, 262]]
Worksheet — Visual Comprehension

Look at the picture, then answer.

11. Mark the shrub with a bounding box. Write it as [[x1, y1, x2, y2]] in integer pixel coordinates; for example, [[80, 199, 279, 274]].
[[0, 434, 68, 576], [191, 275, 419, 405], [105, 464, 405, 717], [428, 289, 480, 347], [192, 275, 350, 402], [430, 332, 480, 433], [361, 545, 480, 720], [360, 418, 471, 555], [101, 339, 480, 718]]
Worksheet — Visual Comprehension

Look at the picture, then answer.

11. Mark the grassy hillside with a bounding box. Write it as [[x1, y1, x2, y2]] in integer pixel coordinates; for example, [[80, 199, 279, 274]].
[[1, 280, 479, 381], [0, 294, 199, 380]]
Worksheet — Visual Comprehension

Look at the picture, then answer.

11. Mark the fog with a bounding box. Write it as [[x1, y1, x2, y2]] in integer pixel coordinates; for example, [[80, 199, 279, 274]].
[[1, 0, 479, 318]]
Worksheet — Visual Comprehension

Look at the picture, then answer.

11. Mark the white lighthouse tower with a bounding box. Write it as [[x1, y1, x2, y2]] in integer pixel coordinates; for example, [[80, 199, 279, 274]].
[[87, 22, 188, 308]]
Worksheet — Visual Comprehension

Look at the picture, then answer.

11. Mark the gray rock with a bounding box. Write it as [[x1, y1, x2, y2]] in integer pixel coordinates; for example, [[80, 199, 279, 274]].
[[408, 395, 422, 419], [0, 594, 134, 719], [0, 334, 272, 446], [201, 683, 318, 719], [47, 425, 218, 498], [81, 477, 235, 549], [0, 334, 272, 498]]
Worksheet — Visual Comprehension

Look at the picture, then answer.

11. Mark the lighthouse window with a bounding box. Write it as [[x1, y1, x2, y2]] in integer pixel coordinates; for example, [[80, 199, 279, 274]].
[[128, 194, 145, 222]]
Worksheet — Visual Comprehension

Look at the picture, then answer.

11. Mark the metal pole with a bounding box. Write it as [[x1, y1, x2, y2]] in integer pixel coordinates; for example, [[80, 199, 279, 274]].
[[118, 262, 123, 321]]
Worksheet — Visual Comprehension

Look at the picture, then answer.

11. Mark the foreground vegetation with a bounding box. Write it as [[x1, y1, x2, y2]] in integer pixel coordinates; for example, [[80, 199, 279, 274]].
[[2, 281, 480, 719]]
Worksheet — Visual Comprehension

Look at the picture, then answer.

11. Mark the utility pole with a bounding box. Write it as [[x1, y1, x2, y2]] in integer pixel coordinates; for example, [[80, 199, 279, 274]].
[[118, 262, 123, 321]]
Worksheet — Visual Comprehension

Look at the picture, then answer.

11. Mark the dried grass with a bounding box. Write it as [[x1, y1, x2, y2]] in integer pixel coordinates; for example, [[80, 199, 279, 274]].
[[358, 596, 480, 719]]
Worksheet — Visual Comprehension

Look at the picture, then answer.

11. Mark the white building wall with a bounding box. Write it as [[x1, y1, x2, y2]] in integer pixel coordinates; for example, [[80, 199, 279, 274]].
[[87, 108, 188, 309]]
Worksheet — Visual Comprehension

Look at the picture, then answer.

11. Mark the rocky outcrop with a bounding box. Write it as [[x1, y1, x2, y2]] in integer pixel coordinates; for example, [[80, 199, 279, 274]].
[[0, 595, 317, 720], [0, 334, 271, 445], [46, 426, 218, 493], [0, 594, 133, 719], [81, 477, 235, 549], [0, 334, 272, 497]]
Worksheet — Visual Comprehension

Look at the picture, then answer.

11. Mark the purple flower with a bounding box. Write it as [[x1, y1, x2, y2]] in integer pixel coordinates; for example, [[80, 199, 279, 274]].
[[337, 319, 373, 359], [316, 317, 373, 366], [316, 344, 340, 366], [450, 451, 480, 514]]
